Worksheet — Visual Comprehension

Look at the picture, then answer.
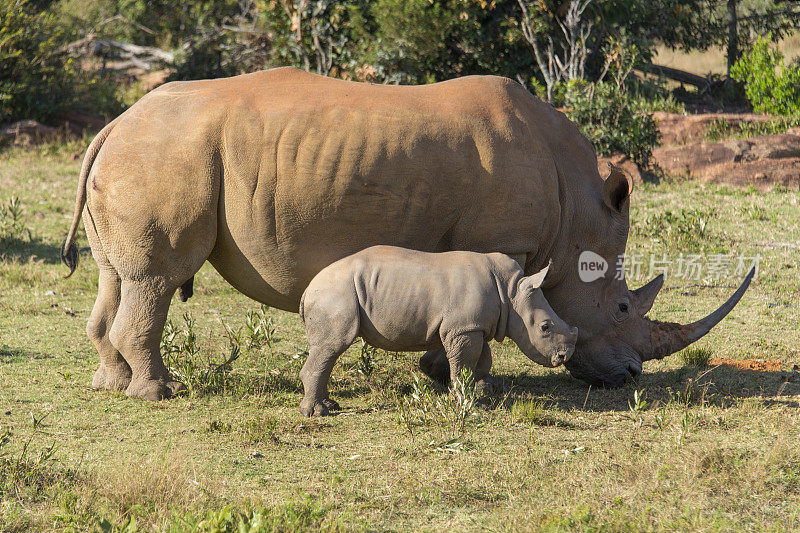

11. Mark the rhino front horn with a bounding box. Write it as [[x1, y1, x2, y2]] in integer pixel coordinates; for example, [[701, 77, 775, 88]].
[[644, 267, 755, 361]]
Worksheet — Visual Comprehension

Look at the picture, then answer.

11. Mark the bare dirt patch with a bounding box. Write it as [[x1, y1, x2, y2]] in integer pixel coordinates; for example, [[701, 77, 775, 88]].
[[598, 112, 800, 189], [709, 358, 785, 372]]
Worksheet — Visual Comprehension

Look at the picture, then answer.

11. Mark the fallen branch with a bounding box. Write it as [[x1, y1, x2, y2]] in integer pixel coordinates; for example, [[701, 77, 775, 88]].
[[92, 14, 155, 35], [641, 62, 711, 90], [60, 35, 175, 68]]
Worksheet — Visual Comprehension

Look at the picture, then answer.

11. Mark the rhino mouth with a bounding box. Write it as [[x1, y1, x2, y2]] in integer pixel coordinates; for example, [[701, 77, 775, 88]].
[[564, 350, 642, 388], [550, 344, 576, 367]]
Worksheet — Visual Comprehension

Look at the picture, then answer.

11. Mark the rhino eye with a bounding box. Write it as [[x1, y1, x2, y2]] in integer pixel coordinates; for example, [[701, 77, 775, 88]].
[[540, 323, 550, 333], [619, 302, 629, 314]]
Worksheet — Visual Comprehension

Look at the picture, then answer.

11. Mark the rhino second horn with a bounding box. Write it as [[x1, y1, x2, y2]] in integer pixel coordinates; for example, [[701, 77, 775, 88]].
[[644, 267, 755, 361], [631, 274, 664, 315]]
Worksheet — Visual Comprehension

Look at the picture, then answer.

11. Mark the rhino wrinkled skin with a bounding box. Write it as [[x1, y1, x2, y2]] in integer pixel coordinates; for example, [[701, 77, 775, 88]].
[[62, 67, 753, 400], [298, 246, 577, 416]]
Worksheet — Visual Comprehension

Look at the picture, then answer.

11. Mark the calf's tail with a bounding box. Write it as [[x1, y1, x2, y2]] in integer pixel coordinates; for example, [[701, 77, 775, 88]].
[[61, 118, 119, 277]]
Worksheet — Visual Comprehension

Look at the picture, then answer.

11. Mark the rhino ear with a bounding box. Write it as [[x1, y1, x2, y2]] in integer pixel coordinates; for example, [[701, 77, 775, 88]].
[[524, 260, 551, 290], [602, 165, 633, 214]]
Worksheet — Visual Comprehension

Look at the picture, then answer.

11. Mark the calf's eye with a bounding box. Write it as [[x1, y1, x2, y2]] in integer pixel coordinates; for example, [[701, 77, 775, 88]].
[[619, 303, 629, 313], [540, 323, 550, 332]]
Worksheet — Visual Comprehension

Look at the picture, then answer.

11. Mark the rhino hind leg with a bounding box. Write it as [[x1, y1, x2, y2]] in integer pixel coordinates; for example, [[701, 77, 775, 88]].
[[109, 279, 185, 401], [299, 343, 348, 417], [419, 349, 450, 385], [88, 266, 132, 391]]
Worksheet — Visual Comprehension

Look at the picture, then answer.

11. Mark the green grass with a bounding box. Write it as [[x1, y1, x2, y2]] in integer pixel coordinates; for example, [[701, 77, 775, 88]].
[[705, 117, 800, 142], [1, 144, 800, 531], [681, 347, 714, 368]]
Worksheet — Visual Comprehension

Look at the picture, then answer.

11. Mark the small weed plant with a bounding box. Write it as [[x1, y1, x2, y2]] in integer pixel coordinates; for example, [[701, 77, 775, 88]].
[[356, 340, 377, 377], [161, 313, 241, 397], [627, 389, 648, 428], [681, 347, 713, 368], [0, 197, 27, 245], [398, 368, 480, 437], [244, 305, 277, 350]]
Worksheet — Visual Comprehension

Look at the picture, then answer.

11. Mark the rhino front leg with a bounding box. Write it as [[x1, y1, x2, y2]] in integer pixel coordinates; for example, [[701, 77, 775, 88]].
[[444, 332, 484, 384], [299, 344, 349, 416], [475, 342, 503, 397], [422, 343, 502, 396]]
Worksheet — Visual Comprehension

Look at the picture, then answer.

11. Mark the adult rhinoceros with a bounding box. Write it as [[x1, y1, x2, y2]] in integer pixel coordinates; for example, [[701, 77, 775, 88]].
[[62, 67, 752, 400]]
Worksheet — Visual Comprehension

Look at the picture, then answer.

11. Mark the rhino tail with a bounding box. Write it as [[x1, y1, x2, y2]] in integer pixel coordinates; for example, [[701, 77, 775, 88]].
[[61, 117, 120, 278]]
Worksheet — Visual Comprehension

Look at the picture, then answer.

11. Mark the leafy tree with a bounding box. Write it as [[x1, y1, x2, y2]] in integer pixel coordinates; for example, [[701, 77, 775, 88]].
[[0, 0, 79, 122], [648, 1, 800, 75], [259, 0, 367, 77], [731, 36, 800, 115]]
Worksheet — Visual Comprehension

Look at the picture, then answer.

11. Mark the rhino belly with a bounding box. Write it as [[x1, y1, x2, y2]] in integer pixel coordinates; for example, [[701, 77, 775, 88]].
[[206, 96, 549, 312], [208, 110, 475, 311]]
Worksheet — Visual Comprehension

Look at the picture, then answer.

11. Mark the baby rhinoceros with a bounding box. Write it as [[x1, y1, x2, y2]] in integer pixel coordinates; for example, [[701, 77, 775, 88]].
[[298, 245, 578, 416]]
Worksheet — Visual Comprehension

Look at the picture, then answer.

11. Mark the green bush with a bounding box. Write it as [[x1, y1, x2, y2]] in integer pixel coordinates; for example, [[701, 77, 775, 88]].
[[705, 117, 800, 142], [560, 80, 661, 168], [0, 0, 75, 123], [731, 36, 800, 116], [0, 0, 126, 124]]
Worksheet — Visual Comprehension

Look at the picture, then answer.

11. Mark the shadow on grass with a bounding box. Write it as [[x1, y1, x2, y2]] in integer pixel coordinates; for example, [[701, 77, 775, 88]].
[[0, 344, 49, 362], [493, 365, 800, 413], [0, 235, 79, 264]]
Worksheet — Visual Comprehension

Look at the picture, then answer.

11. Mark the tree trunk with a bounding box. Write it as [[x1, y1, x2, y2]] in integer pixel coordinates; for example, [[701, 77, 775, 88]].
[[727, 0, 739, 76]]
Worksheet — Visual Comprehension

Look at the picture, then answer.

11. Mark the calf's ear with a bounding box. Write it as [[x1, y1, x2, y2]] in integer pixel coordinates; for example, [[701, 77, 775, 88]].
[[602, 165, 633, 214], [523, 260, 551, 290]]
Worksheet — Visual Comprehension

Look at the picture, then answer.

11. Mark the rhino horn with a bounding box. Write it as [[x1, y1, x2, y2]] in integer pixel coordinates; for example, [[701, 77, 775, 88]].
[[631, 274, 664, 315], [643, 267, 755, 361]]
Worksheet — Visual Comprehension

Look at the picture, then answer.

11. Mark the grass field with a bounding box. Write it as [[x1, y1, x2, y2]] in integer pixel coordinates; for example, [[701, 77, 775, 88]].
[[1, 144, 800, 531], [654, 34, 800, 76]]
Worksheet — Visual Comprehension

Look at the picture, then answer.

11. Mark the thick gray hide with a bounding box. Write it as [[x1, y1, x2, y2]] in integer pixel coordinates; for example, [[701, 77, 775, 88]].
[[298, 245, 578, 416]]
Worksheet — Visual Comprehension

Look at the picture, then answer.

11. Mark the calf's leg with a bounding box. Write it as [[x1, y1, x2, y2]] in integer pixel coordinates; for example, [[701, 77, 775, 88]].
[[299, 343, 351, 417], [422, 342, 500, 394], [474, 342, 503, 396], [444, 332, 484, 384], [299, 294, 360, 416]]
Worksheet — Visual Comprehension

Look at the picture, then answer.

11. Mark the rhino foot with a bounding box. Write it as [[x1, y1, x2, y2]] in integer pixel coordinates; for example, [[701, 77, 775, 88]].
[[299, 398, 340, 417], [125, 378, 185, 401], [476, 375, 504, 397], [91, 363, 132, 391]]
